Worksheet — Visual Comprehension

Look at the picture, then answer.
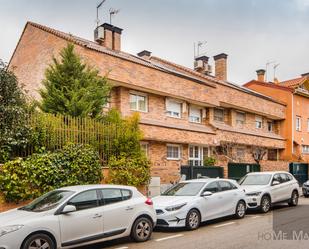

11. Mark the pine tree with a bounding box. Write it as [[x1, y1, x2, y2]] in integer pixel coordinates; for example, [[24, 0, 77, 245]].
[[40, 43, 111, 118]]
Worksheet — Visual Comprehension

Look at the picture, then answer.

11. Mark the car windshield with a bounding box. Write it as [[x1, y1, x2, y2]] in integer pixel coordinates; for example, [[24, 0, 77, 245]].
[[239, 174, 272, 185], [19, 190, 74, 212], [162, 182, 205, 196]]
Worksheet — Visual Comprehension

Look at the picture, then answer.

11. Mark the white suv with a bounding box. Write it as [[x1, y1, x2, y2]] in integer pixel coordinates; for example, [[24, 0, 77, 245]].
[[239, 171, 299, 213], [0, 185, 156, 249]]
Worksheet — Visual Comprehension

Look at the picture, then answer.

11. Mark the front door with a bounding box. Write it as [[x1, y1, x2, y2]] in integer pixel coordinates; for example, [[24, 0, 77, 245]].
[[59, 190, 103, 247]]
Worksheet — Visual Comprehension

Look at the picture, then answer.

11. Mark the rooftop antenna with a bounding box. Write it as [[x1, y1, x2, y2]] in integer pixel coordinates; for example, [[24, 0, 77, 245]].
[[273, 63, 280, 81], [96, 0, 106, 27], [194, 41, 207, 58], [265, 60, 275, 82], [109, 8, 120, 25]]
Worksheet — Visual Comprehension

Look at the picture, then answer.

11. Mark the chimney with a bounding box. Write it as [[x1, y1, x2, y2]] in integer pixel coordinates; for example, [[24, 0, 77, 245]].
[[94, 23, 123, 51], [194, 56, 211, 75], [214, 53, 228, 81], [137, 50, 152, 60], [301, 72, 309, 78], [256, 69, 266, 82]]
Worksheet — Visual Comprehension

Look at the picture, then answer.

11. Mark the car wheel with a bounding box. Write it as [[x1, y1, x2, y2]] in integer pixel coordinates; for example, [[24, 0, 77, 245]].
[[22, 233, 55, 249], [131, 217, 153, 242], [185, 209, 201, 230], [260, 195, 271, 213], [235, 200, 246, 219], [288, 190, 299, 207]]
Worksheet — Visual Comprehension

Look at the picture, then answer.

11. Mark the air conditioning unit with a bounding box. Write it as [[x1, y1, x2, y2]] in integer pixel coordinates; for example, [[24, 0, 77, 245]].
[[94, 26, 104, 42], [194, 59, 204, 70]]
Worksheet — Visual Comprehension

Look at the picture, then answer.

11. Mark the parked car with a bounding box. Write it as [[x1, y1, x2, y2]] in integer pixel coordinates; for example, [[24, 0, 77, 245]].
[[302, 180, 309, 197], [0, 185, 156, 249], [239, 171, 299, 213], [152, 179, 246, 230]]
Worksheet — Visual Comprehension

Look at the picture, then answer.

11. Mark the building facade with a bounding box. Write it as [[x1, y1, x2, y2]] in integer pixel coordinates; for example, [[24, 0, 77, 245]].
[[245, 70, 309, 162], [9, 22, 288, 185]]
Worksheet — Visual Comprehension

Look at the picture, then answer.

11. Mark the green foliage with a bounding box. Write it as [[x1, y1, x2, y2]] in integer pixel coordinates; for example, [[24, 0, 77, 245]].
[[105, 110, 151, 186], [0, 144, 102, 202], [203, 156, 216, 166], [0, 60, 32, 163], [40, 43, 111, 118]]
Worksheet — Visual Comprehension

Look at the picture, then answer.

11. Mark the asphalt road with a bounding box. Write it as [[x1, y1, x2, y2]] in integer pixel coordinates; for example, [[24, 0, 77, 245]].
[[78, 197, 309, 249]]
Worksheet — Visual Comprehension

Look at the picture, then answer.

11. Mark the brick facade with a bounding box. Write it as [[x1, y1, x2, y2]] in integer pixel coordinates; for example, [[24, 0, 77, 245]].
[[8, 22, 290, 185]]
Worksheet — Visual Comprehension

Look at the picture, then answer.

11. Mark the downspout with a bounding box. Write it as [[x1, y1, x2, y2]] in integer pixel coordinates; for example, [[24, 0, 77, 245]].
[[292, 93, 294, 155]]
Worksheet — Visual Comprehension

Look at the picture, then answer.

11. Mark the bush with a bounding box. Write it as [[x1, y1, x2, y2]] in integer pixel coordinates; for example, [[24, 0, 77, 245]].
[[108, 153, 151, 186], [203, 156, 216, 166], [0, 144, 102, 202]]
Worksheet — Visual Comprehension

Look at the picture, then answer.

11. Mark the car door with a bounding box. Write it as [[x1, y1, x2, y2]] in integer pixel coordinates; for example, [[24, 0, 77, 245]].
[[58, 189, 103, 247], [280, 173, 294, 200], [217, 180, 238, 215], [100, 188, 135, 235], [270, 174, 284, 202], [200, 181, 223, 220]]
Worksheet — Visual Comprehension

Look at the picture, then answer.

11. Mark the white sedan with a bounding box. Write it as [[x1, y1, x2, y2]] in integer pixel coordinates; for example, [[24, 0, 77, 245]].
[[0, 185, 156, 249], [239, 171, 299, 213], [153, 179, 246, 230]]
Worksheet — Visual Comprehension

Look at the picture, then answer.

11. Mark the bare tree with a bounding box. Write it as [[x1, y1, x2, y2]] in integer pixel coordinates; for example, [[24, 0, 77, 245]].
[[251, 146, 267, 164]]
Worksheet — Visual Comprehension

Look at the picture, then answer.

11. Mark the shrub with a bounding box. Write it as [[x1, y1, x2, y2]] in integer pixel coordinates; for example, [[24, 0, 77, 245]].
[[108, 153, 151, 186], [203, 156, 216, 166], [0, 144, 102, 202]]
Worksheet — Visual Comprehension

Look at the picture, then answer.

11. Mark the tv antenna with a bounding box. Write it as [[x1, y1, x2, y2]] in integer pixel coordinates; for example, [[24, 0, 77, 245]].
[[96, 0, 106, 27], [194, 41, 207, 58], [109, 8, 120, 25], [265, 60, 275, 82], [273, 63, 280, 81]]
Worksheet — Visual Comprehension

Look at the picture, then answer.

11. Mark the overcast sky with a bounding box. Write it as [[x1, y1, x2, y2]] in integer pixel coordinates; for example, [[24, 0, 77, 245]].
[[0, 0, 309, 84]]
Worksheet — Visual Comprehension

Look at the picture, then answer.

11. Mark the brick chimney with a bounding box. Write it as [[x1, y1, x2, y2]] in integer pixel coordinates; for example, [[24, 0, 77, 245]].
[[256, 69, 266, 82], [137, 50, 152, 60], [194, 56, 211, 75], [213, 53, 228, 81], [94, 23, 123, 51]]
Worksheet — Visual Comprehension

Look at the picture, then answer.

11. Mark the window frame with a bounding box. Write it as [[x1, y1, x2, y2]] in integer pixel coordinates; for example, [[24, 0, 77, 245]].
[[214, 108, 224, 122], [140, 141, 149, 157], [189, 105, 202, 123], [188, 145, 210, 166], [267, 121, 274, 132], [66, 189, 100, 211], [267, 149, 278, 161], [255, 115, 263, 129], [296, 116, 301, 131], [129, 91, 148, 112], [99, 188, 133, 206], [166, 98, 182, 119], [236, 111, 246, 126], [302, 145, 309, 154], [167, 144, 181, 160], [202, 181, 220, 194]]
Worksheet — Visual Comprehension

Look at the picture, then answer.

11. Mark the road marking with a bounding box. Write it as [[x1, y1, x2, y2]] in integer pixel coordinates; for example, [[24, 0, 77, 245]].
[[155, 234, 184, 242], [213, 222, 235, 228], [114, 247, 128, 249], [250, 215, 261, 219]]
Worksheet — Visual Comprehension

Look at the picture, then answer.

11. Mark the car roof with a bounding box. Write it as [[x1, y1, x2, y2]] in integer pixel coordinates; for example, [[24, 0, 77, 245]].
[[246, 171, 290, 175], [181, 178, 233, 184], [59, 184, 137, 192]]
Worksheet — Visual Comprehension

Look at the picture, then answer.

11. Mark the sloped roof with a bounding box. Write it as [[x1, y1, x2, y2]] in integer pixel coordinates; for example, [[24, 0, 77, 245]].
[[21, 21, 283, 105], [280, 76, 308, 88]]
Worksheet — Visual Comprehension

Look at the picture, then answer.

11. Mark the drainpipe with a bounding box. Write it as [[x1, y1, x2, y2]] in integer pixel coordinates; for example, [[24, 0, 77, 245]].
[[292, 93, 294, 155]]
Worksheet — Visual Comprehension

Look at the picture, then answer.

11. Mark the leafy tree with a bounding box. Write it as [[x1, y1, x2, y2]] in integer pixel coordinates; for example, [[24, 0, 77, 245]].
[[0, 60, 31, 162], [40, 43, 111, 118]]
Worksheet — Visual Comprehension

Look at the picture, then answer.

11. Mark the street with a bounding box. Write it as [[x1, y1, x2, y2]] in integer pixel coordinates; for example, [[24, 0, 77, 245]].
[[79, 197, 309, 249]]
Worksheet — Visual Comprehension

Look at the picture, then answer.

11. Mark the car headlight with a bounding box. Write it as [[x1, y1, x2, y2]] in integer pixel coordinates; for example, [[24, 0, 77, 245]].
[[0, 225, 24, 237], [246, 191, 262, 196], [165, 203, 187, 212]]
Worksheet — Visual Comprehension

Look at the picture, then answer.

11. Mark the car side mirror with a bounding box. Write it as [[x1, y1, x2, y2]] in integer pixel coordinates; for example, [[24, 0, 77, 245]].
[[272, 180, 280, 186], [201, 191, 213, 197], [61, 205, 76, 214]]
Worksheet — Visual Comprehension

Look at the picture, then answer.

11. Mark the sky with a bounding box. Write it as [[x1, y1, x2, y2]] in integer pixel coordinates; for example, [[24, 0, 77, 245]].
[[0, 0, 309, 84]]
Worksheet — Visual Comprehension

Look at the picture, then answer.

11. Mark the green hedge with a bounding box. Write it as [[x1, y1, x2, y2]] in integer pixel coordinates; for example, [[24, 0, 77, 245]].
[[0, 144, 102, 202]]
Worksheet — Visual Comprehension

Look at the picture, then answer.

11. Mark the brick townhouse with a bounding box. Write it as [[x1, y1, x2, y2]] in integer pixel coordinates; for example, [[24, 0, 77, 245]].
[[8, 22, 288, 186], [245, 71, 309, 165]]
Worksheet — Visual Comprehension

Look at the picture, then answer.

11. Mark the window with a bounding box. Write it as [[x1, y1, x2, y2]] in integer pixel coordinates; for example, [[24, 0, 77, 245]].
[[236, 147, 245, 159], [129, 92, 147, 112], [296, 116, 301, 131], [236, 112, 245, 126], [203, 182, 220, 193], [140, 142, 149, 157], [267, 149, 278, 161], [189, 145, 209, 166], [280, 173, 289, 183], [166, 99, 182, 118], [272, 174, 282, 184], [255, 116, 262, 129], [101, 189, 123, 205], [267, 121, 273, 132], [302, 145, 309, 154], [121, 189, 132, 201], [68, 190, 99, 211], [214, 108, 224, 122], [167, 144, 181, 160], [189, 106, 202, 123], [218, 181, 233, 191]]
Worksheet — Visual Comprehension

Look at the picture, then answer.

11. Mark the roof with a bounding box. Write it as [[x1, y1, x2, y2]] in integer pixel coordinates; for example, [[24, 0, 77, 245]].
[[21, 21, 283, 105], [280, 76, 308, 88], [246, 171, 289, 175], [244, 80, 293, 93], [59, 184, 136, 192]]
